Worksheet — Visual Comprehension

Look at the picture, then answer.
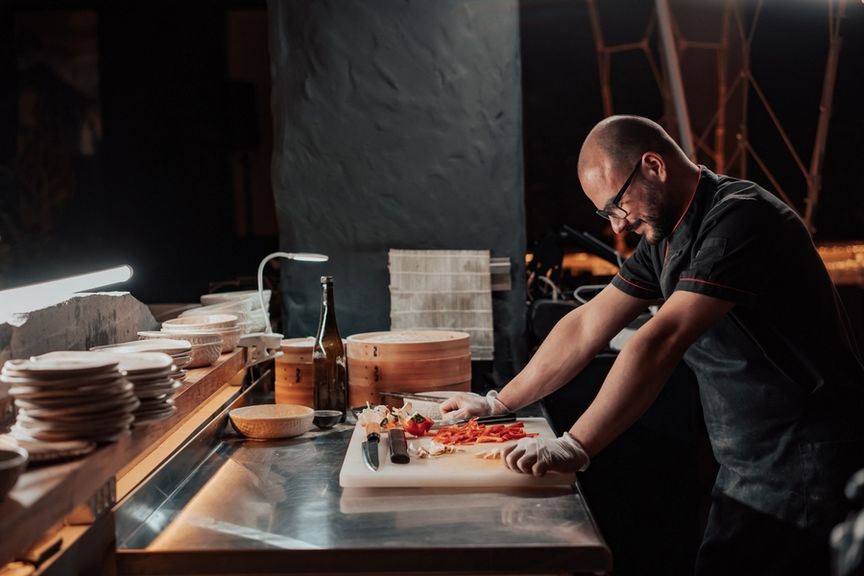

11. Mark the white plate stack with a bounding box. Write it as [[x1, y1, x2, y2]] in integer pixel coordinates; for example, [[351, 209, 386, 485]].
[[111, 352, 180, 424], [1, 352, 140, 444], [92, 339, 192, 382]]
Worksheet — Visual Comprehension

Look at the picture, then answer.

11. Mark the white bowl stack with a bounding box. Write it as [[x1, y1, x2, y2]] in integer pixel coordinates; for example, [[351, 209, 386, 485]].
[[1, 351, 140, 444], [199, 290, 271, 334], [161, 314, 241, 354]]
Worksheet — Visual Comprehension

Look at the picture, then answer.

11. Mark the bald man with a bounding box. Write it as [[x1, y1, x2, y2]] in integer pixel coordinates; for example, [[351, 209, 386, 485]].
[[441, 115, 864, 574]]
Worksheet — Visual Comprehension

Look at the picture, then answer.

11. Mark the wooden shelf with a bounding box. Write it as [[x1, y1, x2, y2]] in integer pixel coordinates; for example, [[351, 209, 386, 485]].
[[0, 349, 246, 566]]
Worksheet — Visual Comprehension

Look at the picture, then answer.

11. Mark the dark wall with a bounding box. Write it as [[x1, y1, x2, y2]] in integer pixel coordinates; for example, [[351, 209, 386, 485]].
[[98, 3, 234, 302], [0, 3, 276, 303], [268, 0, 527, 378]]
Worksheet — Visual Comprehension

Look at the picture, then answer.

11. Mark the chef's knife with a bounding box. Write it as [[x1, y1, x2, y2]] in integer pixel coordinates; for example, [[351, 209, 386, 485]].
[[362, 432, 380, 471], [433, 413, 518, 428]]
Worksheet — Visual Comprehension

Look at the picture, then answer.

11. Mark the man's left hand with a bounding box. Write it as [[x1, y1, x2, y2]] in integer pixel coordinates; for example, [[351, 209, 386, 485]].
[[502, 432, 590, 476]]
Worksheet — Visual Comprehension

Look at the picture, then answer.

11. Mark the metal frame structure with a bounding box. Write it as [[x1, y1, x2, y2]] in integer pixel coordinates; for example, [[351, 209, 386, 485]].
[[585, 0, 849, 233]]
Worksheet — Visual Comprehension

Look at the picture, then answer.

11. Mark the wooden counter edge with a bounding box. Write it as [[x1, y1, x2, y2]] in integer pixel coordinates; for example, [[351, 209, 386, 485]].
[[0, 349, 246, 567]]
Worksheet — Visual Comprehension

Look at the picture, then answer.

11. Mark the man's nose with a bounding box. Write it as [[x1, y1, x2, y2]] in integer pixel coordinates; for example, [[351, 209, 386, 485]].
[[610, 218, 628, 234]]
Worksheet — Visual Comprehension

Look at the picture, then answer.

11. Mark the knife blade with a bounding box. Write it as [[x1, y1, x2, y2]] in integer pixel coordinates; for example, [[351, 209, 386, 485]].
[[381, 391, 447, 404], [433, 413, 518, 428], [362, 432, 380, 471]]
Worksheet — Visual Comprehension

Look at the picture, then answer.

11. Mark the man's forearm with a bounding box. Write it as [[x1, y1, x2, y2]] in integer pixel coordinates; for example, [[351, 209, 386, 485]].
[[498, 307, 609, 411], [567, 323, 687, 456]]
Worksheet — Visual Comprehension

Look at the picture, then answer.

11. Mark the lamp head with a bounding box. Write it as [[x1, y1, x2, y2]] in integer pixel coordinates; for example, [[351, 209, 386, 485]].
[[287, 253, 328, 263], [257, 251, 329, 334]]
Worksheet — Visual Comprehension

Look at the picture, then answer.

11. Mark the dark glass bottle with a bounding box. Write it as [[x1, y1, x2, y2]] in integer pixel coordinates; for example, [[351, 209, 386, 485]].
[[313, 275, 348, 421]]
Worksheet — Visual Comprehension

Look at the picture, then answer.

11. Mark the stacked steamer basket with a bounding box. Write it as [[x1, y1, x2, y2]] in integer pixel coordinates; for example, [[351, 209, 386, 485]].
[[1, 351, 139, 444], [346, 330, 471, 407], [274, 337, 316, 407]]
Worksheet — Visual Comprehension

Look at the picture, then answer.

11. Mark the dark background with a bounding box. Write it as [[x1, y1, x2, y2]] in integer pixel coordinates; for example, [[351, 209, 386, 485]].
[[0, 0, 862, 302], [521, 0, 864, 249]]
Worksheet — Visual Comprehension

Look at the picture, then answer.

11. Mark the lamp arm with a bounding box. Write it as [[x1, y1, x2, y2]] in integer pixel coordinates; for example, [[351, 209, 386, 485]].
[[258, 252, 297, 333], [257, 251, 328, 335]]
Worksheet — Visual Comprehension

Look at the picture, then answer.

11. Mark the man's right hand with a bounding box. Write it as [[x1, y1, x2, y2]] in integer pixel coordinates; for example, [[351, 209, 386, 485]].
[[439, 391, 510, 422]]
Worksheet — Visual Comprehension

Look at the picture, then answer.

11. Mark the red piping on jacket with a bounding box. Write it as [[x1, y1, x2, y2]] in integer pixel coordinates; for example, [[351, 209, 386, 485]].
[[678, 277, 756, 296]]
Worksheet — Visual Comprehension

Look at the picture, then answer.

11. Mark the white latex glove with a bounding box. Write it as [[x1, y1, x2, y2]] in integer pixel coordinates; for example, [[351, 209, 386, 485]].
[[439, 390, 511, 422], [502, 432, 590, 477]]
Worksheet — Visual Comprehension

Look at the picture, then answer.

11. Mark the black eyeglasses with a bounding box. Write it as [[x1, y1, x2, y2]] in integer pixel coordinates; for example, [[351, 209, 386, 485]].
[[595, 159, 641, 221]]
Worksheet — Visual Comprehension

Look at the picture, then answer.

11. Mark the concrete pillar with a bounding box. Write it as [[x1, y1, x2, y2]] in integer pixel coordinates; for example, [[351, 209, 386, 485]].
[[268, 0, 526, 380]]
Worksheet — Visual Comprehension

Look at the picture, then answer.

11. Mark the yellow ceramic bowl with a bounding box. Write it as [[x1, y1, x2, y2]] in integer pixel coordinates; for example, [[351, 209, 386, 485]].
[[229, 404, 314, 440]]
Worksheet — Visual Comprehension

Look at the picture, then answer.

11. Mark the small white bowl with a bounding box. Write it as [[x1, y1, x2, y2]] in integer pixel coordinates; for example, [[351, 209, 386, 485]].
[[229, 404, 314, 440]]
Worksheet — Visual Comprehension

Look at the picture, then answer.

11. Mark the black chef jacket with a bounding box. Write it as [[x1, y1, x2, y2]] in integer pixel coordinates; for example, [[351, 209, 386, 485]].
[[612, 166, 864, 528]]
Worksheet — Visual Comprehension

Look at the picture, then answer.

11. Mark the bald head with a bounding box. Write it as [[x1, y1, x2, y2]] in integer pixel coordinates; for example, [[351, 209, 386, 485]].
[[578, 115, 686, 183], [578, 115, 701, 244]]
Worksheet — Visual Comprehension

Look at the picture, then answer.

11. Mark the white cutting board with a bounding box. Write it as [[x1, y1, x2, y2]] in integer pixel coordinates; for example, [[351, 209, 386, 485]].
[[338, 417, 576, 488]]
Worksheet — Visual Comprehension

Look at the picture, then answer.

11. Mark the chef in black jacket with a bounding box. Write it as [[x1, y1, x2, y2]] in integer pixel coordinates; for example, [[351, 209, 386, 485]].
[[442, 115, 864, 575]]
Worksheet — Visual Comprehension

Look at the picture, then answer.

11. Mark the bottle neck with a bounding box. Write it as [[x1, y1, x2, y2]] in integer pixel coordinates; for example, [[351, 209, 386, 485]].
[[317, 281, 340, 339]]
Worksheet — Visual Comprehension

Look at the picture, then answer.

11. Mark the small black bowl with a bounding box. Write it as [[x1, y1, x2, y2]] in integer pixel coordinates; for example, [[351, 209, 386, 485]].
[[313, 410, 343, 430]]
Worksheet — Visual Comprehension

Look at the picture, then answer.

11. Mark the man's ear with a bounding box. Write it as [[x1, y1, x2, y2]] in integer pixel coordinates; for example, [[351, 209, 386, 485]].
[[642, 151, 666, 182]]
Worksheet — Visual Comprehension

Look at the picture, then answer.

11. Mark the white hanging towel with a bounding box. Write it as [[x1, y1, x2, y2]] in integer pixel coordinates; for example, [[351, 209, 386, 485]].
[[388, 249, 494, 361]]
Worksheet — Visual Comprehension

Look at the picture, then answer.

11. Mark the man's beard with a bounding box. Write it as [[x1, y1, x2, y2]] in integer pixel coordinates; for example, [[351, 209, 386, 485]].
[[640, 180, 676, 244]]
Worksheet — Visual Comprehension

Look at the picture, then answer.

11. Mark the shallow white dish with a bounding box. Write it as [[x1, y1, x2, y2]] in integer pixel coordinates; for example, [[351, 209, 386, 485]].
[[94, 338, 192, 355], [138, 331, 222, 346], [161, 314, 238, 331]]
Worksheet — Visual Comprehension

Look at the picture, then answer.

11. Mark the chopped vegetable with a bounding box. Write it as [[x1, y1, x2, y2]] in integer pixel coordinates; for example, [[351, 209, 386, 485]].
[[357, 403, 399, 434], [356, 402, 434, 437], [431, 419, 538, 446], [475, 447, 505, 460], [411, 441, 461, 458], [403, 412, 434, 437]]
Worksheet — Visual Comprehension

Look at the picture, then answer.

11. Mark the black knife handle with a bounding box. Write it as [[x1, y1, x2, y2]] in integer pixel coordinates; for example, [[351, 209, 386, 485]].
[[389, 429, 410, 464]]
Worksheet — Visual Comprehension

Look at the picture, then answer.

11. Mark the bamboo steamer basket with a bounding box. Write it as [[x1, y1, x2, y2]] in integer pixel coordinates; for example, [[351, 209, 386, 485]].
[[346, 330, 471, 407], [275, 337, 316, 407]]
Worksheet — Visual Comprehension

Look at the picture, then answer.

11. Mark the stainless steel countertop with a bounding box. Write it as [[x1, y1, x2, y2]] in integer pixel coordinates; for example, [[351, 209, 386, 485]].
[[115, 373, 611, 575]]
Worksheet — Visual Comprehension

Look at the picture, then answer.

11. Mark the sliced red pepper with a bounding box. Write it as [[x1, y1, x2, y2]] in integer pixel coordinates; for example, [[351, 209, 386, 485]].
[[403, 412, 434, 437]]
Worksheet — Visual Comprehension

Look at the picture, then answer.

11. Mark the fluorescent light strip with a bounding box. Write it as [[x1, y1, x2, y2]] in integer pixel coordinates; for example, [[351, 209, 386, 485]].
[[0, 265, 134, 320]]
